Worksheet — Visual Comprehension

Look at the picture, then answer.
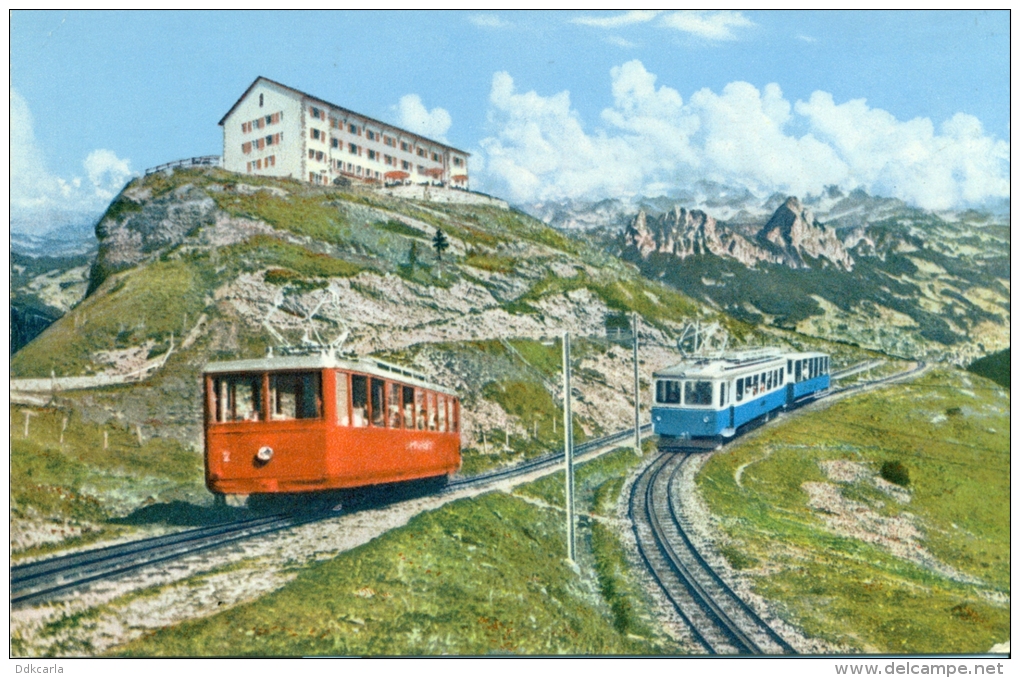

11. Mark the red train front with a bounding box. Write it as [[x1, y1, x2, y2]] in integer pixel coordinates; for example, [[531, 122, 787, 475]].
[[203, 353, 461, 496]]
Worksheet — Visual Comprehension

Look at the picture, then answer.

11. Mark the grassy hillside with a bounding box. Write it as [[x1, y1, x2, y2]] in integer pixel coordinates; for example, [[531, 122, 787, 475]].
[[696, 367, 1010, 653], [109, 446, 672, 657]]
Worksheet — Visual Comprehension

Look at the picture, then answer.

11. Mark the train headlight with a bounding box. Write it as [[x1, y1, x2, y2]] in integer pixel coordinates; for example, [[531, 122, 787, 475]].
[[256, 446, 274, 463], [702, 416, 710, 423]]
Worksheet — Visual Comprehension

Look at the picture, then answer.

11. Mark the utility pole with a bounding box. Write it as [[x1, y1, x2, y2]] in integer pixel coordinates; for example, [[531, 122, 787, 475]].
[[562, 331, 575, 564], [633, 312, 641, 456]]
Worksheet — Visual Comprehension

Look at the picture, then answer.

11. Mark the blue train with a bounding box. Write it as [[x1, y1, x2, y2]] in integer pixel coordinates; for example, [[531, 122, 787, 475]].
[[652, 348, 830, 450]]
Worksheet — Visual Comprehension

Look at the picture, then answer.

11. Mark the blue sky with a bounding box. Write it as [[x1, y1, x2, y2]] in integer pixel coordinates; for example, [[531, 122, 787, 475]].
[[10, 10, 1010, 230]]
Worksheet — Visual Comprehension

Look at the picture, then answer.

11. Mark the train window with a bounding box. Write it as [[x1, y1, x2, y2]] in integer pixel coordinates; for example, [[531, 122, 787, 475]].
[[428, 392, 438, 430], [415, 389, 426, 430], [766, 371, 773, 390], [656, 380, 681, 404], [213, 375, 263, 422], [370, 378, 386, 427], [270, 372, 321, 420], [402, 386, 415, 428], [752, 374, 760, 395], [824, 357, 829, 373], [720, 382, 727, 407], [351, 375, 368, 426], [336, 372, 350, 426], [788, 360, 793, 374], [795, 361, 802, 382], [684, 380, 713, 406], [735, 378, 744, 402], [388, 383, 402, 428], [438, 395, 447, 432], [451, 400, 459, 432], [779, 369, 784, 385]]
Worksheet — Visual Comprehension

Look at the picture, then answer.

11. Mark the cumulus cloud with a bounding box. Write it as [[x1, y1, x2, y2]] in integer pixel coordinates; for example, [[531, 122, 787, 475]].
[[11, 88, 135, 233], [571, 10, 660, 28], [658, 11, 755, 41], [476, 60, 1009, 210], [395, 94, 452, 143]]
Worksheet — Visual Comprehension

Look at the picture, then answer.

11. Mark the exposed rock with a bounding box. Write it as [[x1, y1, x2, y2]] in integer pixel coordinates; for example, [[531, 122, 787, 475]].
[[622, 198, 853, 270], [756, 197, 853, 270]]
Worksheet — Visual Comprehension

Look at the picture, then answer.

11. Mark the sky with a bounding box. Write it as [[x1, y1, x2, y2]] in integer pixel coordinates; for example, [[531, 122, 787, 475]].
[[10, 10, 1011, 232]]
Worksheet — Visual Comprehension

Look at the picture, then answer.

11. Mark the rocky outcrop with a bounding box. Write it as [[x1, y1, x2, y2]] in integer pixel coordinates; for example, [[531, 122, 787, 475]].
[[756, 197, 854, 270], [623, 197, 854, 271]]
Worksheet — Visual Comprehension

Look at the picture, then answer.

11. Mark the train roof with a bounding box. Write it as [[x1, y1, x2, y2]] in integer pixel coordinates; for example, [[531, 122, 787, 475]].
[[653, 348, 826, 380], [203, 353, 457, 397]]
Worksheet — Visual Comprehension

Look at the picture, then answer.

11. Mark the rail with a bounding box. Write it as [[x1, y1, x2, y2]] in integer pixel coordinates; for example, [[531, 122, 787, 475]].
[[12, 422, 651, 608], [144, 155, 221, 175]]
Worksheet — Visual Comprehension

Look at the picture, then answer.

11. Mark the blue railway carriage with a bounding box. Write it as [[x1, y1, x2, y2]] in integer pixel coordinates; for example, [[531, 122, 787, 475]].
[[785, 351, 831, 405], [652, 348, 830, 450]]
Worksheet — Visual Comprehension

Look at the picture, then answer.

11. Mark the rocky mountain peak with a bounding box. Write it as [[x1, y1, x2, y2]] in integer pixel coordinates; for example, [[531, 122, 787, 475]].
[[756, 196, 853, 270]]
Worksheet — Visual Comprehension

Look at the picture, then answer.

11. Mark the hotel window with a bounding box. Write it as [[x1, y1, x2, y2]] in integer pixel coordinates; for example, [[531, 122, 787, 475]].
[[384, 136, 395, 147], [265, 115, 272, 125], [349, 123, 358, 134], [348, 143, 358, 154], [401, 141, 409, 152], [366, 130, 376, 141], [265, 135, 274, 146], [259, 93, 264, 107], [402, 160, 411, 170], [367, 149, 377, 160], [384, 154, 393, 165], [255, 159, 262, 170], [453, 157, 463, 167], [271, 112, 281, 124], [417, 165, 425, 174], [310, 106, 322, 119], [311, 129, 321, 140], [255, 138, 265, 150], [255, 118, 263, 130], [242, 141, 252, 154], [316, 151, 324, 161], [246, 161, 251, 173], [417, 148, 426, 157], [356, 166, 363, 175], [309, 149, 315, 159], [432, 152, 440, 162], [331, 138, 339, 148], [267, 155, 275, 167]]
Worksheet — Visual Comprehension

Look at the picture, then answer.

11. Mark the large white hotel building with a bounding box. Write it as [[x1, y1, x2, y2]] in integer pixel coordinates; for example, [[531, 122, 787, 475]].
[[220, 77, 469, 188]]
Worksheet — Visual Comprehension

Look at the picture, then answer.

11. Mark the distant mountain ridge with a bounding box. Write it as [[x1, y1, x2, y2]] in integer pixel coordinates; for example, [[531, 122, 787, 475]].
[[623, 197, 853, 271], [525, 187, 1010, 364]]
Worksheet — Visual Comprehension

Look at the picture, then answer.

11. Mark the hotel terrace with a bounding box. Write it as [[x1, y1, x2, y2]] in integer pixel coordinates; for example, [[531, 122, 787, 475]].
[[220, 76, 469, 188]]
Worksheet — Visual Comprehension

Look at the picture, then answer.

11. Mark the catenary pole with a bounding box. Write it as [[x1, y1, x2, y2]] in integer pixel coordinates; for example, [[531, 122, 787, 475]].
[[633, 312, 641, 455], [562, 332, 575, 563]]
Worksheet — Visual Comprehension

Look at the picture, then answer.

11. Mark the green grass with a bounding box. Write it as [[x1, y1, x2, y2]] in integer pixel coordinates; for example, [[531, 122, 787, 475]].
[[112, 491, 666, 656], [10, 405, 207, 558], [12, 257, 212, 377], [696, 367, 1010, 653], [211, 189, 347, 244]]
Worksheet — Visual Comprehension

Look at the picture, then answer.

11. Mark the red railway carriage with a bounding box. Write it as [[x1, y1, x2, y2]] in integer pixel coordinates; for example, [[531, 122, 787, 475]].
[[203, 353, 461, 496]]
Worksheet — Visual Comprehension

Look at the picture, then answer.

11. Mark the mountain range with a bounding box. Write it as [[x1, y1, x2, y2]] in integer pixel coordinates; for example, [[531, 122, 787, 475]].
[[524, 188, 1010, 364]]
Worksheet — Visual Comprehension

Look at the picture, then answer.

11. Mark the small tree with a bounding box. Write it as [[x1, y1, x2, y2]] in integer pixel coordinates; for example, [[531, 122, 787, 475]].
[[408, 242, 419, 271], [432, 229, 449, 260]]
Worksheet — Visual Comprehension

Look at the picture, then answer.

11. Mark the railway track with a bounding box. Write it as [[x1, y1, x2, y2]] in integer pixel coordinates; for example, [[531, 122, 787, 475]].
[[628, 359, 926, 653], [630, 451, 795, 654], [11, 424, 651, 609]]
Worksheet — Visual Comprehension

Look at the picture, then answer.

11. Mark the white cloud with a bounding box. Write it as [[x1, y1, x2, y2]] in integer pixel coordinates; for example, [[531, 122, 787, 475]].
[[571, 11, 660, 29], [469, 14, 511, 29], [659, 11, 755, 41], [395, 94, 452, 143], [605, 35, 637, 48], [796, 34, 818, 43], [476, 61, 1009, 210], [10, 88, 135, 233]]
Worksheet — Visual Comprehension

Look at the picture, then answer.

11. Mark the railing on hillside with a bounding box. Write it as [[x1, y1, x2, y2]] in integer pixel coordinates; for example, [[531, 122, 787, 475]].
[[144, 155, 221, 175]]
